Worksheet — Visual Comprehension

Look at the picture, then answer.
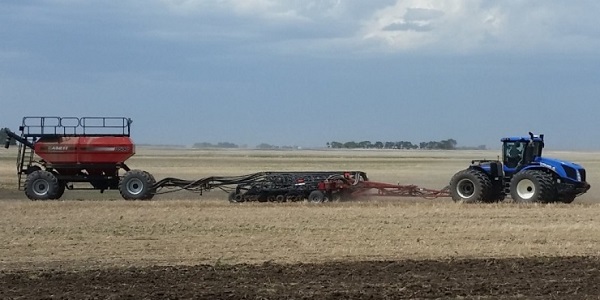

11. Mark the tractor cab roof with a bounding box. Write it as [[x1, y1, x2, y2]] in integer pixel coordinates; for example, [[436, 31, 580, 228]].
[[501, 133, 544, 143]]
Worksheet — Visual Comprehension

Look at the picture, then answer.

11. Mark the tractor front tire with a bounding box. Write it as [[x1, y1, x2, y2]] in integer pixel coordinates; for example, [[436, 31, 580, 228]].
[[509, 170, 556, 203], [449, 169, 492, 203], [25, 170, 60, 201], [119, 170, 156, 200]]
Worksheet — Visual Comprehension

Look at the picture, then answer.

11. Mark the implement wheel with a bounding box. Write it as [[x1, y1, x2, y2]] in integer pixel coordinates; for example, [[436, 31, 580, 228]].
[[119, 170, 156, 200], [509, 170, 556, 203], [228, 192, 245, 203], [24, 170, 61, 201], [308, 190, 326, 203], [449, 169, 492, 203]]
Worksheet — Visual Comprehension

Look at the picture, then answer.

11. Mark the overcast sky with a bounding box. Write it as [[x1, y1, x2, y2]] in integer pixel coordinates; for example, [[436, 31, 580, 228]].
[[1, 1, 599, 149]]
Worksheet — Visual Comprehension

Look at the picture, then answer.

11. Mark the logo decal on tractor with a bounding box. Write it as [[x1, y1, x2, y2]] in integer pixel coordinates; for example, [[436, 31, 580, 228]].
[[48, 146, 70, 151], [540, 162, 556, 171]]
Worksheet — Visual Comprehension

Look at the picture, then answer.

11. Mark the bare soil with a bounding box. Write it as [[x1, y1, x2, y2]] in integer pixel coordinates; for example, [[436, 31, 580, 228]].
[[2, 256, 599, 299]]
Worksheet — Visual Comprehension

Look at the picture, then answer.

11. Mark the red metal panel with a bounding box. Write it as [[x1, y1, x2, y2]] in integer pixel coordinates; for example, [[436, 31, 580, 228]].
[[34, 137, 79, 163], [34, 136, 135, 164], [77, 137, 135, 164]]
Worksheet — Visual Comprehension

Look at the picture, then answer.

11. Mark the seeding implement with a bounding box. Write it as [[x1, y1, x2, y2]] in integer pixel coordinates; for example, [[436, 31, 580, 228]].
[[2, 116, 450, 201], [155, 171, 450, 203]]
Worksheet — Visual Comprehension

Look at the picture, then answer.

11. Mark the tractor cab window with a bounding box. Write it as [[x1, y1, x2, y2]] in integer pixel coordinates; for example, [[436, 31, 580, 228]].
[[530, 141, 543, 157], [503, 141, 524, 168]]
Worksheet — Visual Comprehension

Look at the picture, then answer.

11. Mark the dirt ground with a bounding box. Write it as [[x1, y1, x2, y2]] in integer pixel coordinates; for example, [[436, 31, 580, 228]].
[[2, 256, 599, 299]]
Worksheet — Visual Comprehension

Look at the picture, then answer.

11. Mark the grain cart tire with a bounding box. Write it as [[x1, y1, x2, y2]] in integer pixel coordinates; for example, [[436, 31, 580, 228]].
[[308, 190, 326, 203], [51, 181, 66, 200], [24, 170, 60, 201], [119, 170, 155, 200], [509, 170, 556, 203], [449, 169, 492, 203], [141, 171, 157, 200]]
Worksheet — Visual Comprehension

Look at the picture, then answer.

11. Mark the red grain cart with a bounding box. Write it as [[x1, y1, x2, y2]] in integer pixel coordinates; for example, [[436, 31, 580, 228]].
[[3, 117, 155, 200]]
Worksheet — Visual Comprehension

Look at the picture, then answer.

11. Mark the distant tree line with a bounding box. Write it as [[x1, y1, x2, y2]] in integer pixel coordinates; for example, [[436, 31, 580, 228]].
[[327, 139, 459, 150], [256, 143, 298, 150], [192, 142, 299, 150], [192, 142, 239, 149]]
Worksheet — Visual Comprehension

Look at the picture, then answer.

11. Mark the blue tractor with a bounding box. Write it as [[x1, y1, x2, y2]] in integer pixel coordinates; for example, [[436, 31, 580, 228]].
[[449, 133, 590, 203]]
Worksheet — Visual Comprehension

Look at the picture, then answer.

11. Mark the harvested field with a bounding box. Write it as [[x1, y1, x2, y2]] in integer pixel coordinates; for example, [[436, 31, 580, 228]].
[[0, 148, 599, 299]]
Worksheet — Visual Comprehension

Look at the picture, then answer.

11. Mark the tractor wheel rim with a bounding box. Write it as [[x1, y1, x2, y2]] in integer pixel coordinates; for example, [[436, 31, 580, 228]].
[[126, 178, 144, 195], [516, 179, 535, 200], [456, 178, 475, 198], [32, 179, 49, 196]]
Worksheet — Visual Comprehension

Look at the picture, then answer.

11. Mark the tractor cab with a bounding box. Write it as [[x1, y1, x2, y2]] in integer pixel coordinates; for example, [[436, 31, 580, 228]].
[[501, 133, 544, 175]]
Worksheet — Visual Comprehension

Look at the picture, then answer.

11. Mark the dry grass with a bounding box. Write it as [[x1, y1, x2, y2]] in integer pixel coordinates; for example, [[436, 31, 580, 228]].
[[0, 147, 599, 270]]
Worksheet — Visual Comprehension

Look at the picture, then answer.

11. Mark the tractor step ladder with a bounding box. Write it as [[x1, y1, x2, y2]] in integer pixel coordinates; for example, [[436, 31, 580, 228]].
[[15, 134, 35, 190], [503, 176, 512, 195]]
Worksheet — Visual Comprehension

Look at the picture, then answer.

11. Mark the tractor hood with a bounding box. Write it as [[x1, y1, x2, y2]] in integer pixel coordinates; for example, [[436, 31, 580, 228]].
[[535, 157, 584, 170], [534, 156, 586, 183]]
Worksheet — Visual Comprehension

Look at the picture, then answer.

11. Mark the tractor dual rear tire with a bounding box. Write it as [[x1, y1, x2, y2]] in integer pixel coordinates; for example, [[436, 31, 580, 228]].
[[509, 170, 556, 203], [449, 169, 494, 203], [25, 170, 63, 201], [119, 170, 156, 200]]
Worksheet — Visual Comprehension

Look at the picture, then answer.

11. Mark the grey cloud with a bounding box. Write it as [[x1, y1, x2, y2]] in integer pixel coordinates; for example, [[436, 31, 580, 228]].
[[404, 8, 444, 22], [383, 22, 433, 32], [382, 8, 443, 32]]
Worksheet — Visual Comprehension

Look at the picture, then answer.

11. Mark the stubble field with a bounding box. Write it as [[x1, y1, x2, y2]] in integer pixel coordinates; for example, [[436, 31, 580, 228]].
[[1, 148, 600, 299]]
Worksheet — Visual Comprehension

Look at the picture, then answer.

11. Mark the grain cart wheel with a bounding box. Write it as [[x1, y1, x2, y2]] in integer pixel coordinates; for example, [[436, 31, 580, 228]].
[[119, 170, 155, 200], [51, 181, 66, 200], [141, 171, 157, 200], [308, 190, 326, 203], [24, 170, 60, 201], [509, 170, 556, 203], [449, 169, 492, 203]]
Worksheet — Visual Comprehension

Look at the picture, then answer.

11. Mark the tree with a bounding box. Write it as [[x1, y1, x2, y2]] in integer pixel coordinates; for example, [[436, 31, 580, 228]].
[[343, 141, 358, 148], [216, 142, 238, 148], [358, 141, 372, 149], [330, 141, 343, 149], [256, 143, 277, 149], [439, 139, 457, 150]]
